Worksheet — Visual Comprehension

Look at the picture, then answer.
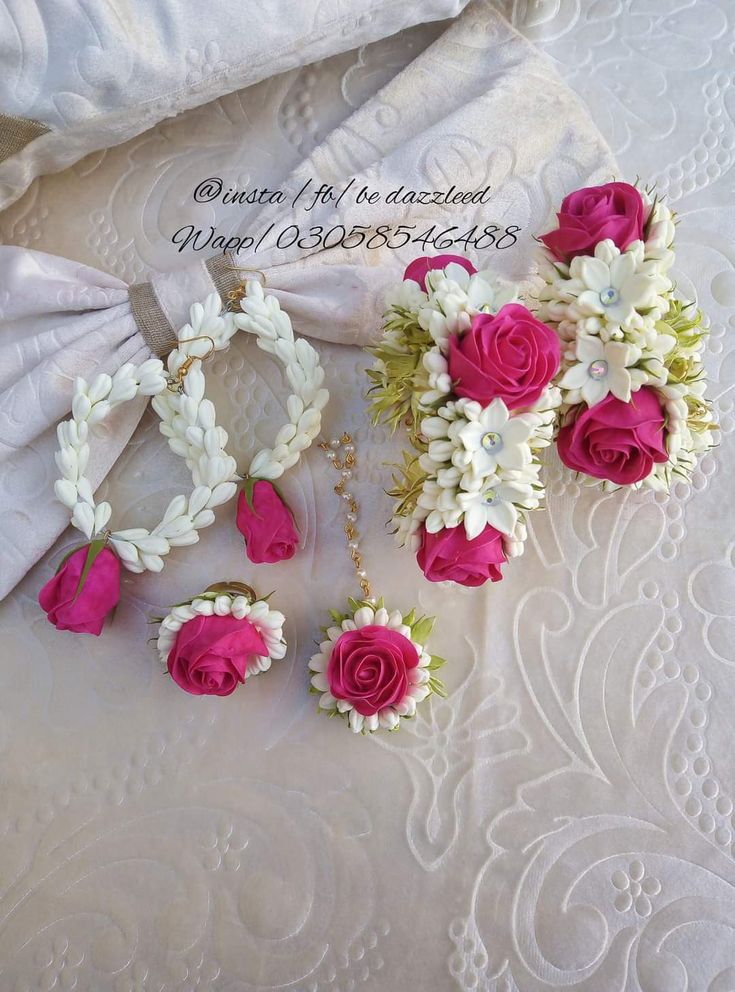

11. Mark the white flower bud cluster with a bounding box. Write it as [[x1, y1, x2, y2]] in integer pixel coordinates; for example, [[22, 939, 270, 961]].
[[156, 593, 286, 671], [402, 386, 559, 557], [417, 264, 518, 351], [232, 280, 329, 479], [377, 261, 558, 565], [53, 358, 212, 573]]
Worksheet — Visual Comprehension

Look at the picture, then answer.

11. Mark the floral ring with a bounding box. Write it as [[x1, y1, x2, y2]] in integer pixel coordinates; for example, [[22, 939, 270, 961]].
[[154, 581, 287, 696]]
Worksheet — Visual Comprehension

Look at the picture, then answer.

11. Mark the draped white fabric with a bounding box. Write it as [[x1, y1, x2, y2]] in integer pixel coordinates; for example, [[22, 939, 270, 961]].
[[0, 0, 470, 209]]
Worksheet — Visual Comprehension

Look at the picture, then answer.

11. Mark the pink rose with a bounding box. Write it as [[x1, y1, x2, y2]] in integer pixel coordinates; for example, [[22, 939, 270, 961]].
[[167, 613, 268, 696], [236, 481, 299, 564], [403, 254, 476, 291], [327, 625, 419, 716], [417, 524, 506, 586], [557, 387, 668, 485], [449, 304, 560, 410], [540, 181, 645, 262], [39, 545, 120, 635]]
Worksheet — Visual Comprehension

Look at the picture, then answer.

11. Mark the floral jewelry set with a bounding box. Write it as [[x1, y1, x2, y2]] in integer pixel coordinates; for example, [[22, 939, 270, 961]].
[[369, 181, 715, 586], [39, 181, 715, 731]]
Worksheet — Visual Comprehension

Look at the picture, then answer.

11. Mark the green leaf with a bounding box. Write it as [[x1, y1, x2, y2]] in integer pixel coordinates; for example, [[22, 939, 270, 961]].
[[240, 476, 260, 515], [55, 541, 88, 574], [410, 616, 435, 646], [73, 538, 109, 602], [427, 654, 446, 671]]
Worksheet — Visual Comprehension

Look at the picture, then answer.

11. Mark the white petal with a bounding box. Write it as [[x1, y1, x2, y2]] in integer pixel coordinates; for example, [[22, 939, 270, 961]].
[[348, 709, 365, 733], [578, 256, 611, 291], [576, 335, 604, 363], [309, 653, 328, 673], [559, 362, 591, 390], [464, 503, 487, 540], [485, 499, 517, 535], [581, 377, 610, 406], [353, 607, 375, 628]]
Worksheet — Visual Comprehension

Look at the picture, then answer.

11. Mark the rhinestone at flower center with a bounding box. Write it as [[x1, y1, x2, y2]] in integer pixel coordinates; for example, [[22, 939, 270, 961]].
[[589, 359, 609, 380], [600, 286, 620, 306], [483, 489, 498, 505], [481, 431, 501, 451]]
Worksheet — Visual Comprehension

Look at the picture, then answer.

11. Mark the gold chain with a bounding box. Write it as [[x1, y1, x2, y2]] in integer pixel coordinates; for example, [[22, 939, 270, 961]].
[[319, 432, 371, 600]]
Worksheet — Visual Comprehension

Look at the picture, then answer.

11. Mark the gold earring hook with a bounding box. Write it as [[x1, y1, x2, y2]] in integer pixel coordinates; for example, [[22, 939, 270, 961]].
[[166, 334, 216, 393], [223, 262, 267, 311], [224, 263, 267, 286]]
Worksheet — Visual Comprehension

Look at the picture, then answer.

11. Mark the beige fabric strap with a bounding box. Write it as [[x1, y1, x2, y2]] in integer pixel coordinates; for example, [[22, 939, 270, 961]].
[[205, 251, 244, 301], [130, 253, 255, 357], [0, 113, 49, 163], [128, 281, 177, 357]]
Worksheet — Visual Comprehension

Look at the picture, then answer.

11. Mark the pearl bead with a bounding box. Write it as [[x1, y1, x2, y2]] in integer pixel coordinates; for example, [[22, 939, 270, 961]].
[[357, 569, 367, 579], [326, 451, 336, 461], [341, 469, 352, 481], [342, 492, 353, 501], [330, 439, 340, 449], [346, 512, 357, 523], [348, 540, 359, 551], [344, 443, 355, 454], [366, 596, 377, 605]]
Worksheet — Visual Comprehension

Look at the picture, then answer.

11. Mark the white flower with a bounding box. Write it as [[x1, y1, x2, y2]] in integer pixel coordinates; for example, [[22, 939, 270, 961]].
[[559, 335, 641, 404], [456, 399, 533, 476], [385, 278, 427, 311], [571, 241, 671, 332], [418, 267, 517, 349], [456, 476, 535, 538]]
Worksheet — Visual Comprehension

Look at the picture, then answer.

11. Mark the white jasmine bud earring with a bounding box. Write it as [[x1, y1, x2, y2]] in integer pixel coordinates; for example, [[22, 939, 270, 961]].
[[154, 279, 329, 566]]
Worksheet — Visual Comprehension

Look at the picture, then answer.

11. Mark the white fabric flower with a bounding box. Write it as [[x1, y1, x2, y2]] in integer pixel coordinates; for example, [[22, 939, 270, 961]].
[[571, 241, 670, 331], [559, 335, 641, 404], [456, 399, 533, 476], [456, 476, 534, 538]]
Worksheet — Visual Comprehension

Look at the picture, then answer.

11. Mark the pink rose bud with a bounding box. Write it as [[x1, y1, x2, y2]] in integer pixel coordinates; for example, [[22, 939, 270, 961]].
[[38, 544, 121, 635], [417, 524, 506, 586], [403, 254, 476, 290], [327, 625, 419, 716], [167, 614, 268, 696], [449, 304, 560, 411], [540, 181, 646, 262], [236, 480, 299, 564], [557, 387, 669, 485]]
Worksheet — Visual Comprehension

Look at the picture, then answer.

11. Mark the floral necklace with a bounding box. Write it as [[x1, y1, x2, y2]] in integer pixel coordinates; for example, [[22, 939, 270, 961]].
[[308, 432, 445, 734]]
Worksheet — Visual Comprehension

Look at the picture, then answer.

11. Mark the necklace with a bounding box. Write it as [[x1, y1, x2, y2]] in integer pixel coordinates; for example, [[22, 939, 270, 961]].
[[308, 432, 446, 734]]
